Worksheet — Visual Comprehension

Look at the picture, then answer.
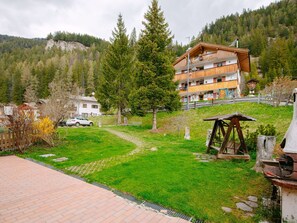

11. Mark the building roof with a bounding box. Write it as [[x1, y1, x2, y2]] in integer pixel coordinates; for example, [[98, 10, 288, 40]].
[[71, 96, 98, 103], [203, 112, 256, 121], [174, 42, 250, 72]]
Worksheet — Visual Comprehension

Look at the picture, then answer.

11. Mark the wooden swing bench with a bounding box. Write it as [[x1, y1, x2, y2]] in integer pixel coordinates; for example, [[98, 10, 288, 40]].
[[204, 112, 256, 161]]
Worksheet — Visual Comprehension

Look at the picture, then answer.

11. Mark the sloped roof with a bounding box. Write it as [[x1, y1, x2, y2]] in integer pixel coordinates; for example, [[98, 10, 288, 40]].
[[174, 42, 250, 72], [203, 112, 256, 121]]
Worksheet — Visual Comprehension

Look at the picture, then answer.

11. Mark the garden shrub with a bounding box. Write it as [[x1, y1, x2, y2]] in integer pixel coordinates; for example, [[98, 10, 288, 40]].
[[245, 124, 277, 152], [33, 117, 55, 146]]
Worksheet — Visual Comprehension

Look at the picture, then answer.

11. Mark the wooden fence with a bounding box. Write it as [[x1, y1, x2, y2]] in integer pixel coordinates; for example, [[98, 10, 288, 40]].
[[0, 129, 37, 151], [181, 96, 282, 110]]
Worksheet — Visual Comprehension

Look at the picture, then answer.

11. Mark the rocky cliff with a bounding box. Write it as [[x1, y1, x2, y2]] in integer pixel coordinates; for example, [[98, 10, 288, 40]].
[[45, 39, 88, 51]]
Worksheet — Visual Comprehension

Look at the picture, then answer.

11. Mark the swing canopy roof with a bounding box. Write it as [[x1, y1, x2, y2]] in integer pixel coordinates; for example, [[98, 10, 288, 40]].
[[203, 112, 256, 122]]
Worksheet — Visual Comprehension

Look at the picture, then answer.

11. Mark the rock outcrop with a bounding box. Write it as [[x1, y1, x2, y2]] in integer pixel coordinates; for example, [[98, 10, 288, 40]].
[[45, 39, 88, 51]]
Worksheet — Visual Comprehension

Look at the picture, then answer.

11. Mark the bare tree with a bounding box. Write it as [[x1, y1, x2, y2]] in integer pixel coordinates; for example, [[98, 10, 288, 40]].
[[41, 75, 72, 128], [262, 76, 297, 106], [24, 75, 39, 103], [7, 106, 35, 153]]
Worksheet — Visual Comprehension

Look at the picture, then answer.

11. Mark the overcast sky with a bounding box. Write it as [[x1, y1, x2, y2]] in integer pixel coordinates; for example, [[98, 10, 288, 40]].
[[0, 0, 277, 44]]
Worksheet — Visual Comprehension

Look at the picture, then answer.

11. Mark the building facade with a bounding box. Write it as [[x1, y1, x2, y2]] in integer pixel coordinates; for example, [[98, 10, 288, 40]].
[[173, 42, 250, 102], [70, 96, 101, 117]]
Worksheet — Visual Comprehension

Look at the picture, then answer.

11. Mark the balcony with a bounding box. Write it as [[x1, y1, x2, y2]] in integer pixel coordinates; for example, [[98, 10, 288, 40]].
[[179, 80, 238, 94], [174, 64, 238, 82]]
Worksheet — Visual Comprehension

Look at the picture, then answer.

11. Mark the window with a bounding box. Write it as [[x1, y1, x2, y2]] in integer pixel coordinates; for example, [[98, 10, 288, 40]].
[[82, 104, 87, 108], [217, 77, 222, 83], [92, 104, 98, 109], [214, 61, 226, 67]]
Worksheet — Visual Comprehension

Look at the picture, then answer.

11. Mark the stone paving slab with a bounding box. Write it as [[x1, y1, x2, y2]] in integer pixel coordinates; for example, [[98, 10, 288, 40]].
[[0, 156, 189, 223]]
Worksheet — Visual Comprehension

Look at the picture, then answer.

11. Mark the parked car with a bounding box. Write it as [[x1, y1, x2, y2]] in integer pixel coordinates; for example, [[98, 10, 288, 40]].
[[66, 117, 93, 126]]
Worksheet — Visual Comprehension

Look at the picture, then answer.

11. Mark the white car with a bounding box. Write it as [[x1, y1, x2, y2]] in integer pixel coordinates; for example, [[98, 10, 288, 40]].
[[66, 117, 93, 126]]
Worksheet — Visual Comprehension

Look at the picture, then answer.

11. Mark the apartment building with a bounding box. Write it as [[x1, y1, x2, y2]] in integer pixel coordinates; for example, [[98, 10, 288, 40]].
[[173, 42, 250, 102]]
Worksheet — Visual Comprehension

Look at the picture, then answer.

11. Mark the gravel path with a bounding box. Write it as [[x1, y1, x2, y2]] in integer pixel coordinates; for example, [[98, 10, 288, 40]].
[[66, 128, 147, 176]]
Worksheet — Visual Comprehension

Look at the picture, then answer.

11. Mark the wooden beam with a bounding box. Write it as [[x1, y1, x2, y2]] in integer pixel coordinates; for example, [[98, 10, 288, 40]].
[[207, 120, 219, 153], [219, 119, 233, 154], [217, 153, 250, 160], [218, 121, 226, 137], [234, 118, 248, 154]]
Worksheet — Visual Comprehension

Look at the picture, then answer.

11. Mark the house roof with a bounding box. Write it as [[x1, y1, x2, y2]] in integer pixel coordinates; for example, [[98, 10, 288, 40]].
[[71, 96, 98, 103], [203, 112, 256, 121], [174, 42, 250, 72]]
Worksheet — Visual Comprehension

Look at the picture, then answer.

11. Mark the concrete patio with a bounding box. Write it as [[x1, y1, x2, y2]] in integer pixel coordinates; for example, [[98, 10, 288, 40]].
[[0, 156, 189, 223]]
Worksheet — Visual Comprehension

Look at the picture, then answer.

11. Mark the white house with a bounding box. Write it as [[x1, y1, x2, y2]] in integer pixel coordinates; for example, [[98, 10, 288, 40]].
[[70, 96, 101, 117]]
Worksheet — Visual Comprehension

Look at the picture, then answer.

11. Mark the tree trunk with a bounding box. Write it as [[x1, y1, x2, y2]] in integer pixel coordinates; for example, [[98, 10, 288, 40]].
[[152, 108, 157, 130], [117, 106, 122, 125]]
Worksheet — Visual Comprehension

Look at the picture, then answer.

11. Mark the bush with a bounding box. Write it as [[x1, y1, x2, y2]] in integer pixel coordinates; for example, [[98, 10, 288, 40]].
[[245, 124, 276, 152], [33, 117, 55, 146]]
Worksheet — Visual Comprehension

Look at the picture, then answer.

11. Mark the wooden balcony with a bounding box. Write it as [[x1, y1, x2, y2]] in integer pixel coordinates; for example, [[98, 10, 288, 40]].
[[179, 80, 238, 94], [174, 64, 238, 82]]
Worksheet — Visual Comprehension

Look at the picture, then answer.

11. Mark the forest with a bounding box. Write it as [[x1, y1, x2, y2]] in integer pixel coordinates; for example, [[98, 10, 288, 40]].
[[0, 0, 296, 104]]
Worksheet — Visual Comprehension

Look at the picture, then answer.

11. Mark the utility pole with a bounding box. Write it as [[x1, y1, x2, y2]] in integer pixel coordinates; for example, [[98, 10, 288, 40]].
[[186, 37, 191, 110], [187, 49, 190, 110]]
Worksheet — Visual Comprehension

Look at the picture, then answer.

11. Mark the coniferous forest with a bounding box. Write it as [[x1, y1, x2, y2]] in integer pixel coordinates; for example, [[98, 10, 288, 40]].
[[0, 0, 296, 104], [0, 33, 109, 104]]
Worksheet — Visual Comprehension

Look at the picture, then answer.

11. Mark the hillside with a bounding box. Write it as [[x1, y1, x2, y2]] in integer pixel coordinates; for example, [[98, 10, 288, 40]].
[[0, 34, 45, 54], [0, 33, 109, 104]]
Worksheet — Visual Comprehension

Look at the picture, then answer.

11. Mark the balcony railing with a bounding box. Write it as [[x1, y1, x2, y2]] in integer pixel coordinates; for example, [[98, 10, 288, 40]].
[[174, 64, 238, 82], [178, 80, 238, 94]]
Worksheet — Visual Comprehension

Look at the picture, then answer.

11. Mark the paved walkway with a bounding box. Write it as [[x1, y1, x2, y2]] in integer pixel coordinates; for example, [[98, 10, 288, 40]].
[[0, 156, 189, 223]]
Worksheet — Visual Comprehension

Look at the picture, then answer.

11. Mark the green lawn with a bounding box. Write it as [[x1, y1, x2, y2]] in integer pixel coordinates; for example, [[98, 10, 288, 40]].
[[17, 103, 293, 223], [20, 127, 136, 169]]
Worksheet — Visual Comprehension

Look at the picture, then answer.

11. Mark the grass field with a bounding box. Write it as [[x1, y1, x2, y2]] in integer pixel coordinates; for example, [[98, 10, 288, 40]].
[[16, 102, 293, 222]]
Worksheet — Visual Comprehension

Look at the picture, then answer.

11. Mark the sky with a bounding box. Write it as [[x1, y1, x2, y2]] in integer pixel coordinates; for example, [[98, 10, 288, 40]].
[[0, 0, 278, 44]]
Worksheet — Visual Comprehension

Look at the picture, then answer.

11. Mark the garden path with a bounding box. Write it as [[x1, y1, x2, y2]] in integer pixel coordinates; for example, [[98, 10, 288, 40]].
[[66, 128, 147, 176]]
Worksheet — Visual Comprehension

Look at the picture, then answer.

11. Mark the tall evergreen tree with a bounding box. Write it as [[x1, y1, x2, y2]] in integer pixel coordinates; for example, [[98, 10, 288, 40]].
[[12, 69, 24, 104], [86, 61, 95, 95], [130, 0, 180, 130], [129, 28, 137, 47], [0, 76, 9, 103], [96, 14, 134, 124]]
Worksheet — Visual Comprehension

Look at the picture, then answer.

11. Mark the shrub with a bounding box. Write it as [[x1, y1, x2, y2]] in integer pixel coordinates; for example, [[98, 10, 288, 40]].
[[245, 124, 277, 152], [33, 117, 55, 146]]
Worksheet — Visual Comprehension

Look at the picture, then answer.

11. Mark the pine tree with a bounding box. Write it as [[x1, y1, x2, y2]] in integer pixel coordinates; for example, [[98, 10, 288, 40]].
[[129, 28, 137, 48], [0, 76, 9, 103], [130, 0, 180, 130], [12, 68, 24, 104], [86, 61, 95, 95], [96, 14, 134, 124]]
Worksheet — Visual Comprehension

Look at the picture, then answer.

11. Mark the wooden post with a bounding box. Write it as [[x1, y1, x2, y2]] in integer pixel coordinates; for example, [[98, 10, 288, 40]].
[[207, 120, 219, 153], [234, 118, 247, 154], [219, 120, 233, 154]]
